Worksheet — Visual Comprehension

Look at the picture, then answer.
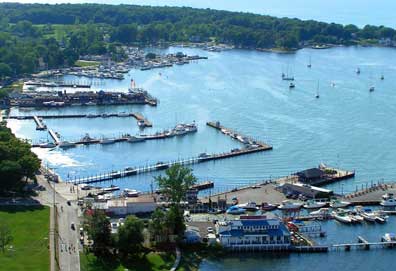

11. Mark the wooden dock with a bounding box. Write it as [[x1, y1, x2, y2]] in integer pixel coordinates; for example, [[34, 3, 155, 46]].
[[206, 121, 272, 149], [191, 181, 214, 191], [33, 115, 47, 130]]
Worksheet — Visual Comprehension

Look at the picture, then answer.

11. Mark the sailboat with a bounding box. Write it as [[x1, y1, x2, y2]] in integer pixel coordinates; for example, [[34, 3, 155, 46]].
[[307, 56, 312, 68], [282, 65, 294, 81], [315, 81, 320, 99]]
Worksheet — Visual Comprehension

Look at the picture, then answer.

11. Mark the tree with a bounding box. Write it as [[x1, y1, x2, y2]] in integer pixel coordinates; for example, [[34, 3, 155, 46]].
[[84, 210, 112, 256], [0, 63, 11, 79], [116, 215, 144, 257], [0, 223, 13, 253], [149, 209, 167, 243], [155, 164, 197, 205]]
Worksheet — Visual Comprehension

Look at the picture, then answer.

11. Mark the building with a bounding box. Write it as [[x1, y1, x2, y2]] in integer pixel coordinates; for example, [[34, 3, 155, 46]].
[[278, 182, 333, 199], [296, 168, 325, 184], [216, 215, 291, 251], [105, 195, 157, 216]]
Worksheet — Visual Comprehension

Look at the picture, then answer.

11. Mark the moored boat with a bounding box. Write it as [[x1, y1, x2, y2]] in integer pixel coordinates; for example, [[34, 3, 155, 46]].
[[226, 205, 246, 215], [237, 201, 259, 211], [303, 200, 327, 209], [330, 199, 350, 208], [278, 200, 303, 210], [332, 209, 353, 224]]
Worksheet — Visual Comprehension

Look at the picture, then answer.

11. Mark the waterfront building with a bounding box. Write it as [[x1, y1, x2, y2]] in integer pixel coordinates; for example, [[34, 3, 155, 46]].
[[102, 195, 157, 216], [278, 182, 333, 199], [216, 215, 291, 251]]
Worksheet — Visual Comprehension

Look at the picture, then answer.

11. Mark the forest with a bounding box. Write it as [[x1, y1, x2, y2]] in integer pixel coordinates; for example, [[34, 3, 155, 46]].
[[0, 3, 396, 80]]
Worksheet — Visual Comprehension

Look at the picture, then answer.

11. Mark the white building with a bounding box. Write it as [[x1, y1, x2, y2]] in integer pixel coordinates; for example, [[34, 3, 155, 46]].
[[106, 195, 157, 216], [216, 215, 291, 251]]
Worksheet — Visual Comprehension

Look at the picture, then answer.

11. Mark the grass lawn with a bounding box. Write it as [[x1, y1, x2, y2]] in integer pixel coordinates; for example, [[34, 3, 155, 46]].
[[0, 205, 50, 271], [75, 60, 101, 67], [80, 251, 175, 271]]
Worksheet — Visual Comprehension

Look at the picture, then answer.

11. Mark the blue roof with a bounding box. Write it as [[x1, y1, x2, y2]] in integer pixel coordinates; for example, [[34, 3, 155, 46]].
[[240, 219, 270, 227]]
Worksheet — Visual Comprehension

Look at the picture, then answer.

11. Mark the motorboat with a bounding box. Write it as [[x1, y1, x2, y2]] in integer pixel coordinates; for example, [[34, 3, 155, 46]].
[[303, 200, 327, 209], [374, 211, 388, 224], [310, 208, 331, 218], [369, 86, 375, 92], [380, 193, 396, 207], [58, 141, 76, 149], [80, 133, 94, 144], [137, 120, 146, 128], [123, 189, 140, 197], [332, 209, 352, 224], [237, 201, 259, 211], [126, 135, 145, 143], [226, 206, 246, 215], [359, 207, 376, 223], [39, 142, 56, 148], [381, 233, 396, 247], [289, 82, 295, 89], [330, 199, 350, 208], [100, 138, 115, 144], [261, 202, 277, 211], [278, 200, 303, 210]]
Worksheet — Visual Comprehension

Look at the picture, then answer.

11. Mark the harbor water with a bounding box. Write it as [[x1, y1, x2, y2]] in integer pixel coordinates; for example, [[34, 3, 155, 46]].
[[6, 42, 396, 271]]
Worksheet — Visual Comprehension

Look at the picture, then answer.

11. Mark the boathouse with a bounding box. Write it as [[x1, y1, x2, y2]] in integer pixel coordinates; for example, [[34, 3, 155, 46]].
[[296, 168, 325, 184]]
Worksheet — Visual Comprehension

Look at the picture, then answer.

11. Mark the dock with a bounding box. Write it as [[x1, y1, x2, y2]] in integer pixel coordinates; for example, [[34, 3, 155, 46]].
[[70, 146, 272, 184], [33, 115, 47, 130], [191, 181, 214, 191], [48, 129, 60, 144], [131, 113, 152, 127], [206, 121, 272, 149], [343, 182, 396, 205]]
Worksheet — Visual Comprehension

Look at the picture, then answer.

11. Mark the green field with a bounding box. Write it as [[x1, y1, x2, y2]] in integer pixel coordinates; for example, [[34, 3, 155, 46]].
[[80, 251, 175, 271], [0, 205, 50, 271]]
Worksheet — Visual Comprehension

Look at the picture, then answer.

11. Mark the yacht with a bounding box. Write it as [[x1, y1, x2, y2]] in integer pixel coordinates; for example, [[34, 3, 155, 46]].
[[374, 211, 388, 224], [226, 206, 246, 215], [278, 200, 303, 210], [330, 199, 350, 208], [185, 122, 198, 133], [303, 200, 327, 209], [289, 82, 295, 89], [127, 135, 145, 143], [237, 201, 259, 211], [332, 209, 352, 224], [58, 141, 76, 149], [100, 138, 115, 144], [380, 193, 396, 207], [80, 133, 94, 144], [173, 124, 188, 136], [86, 114, 96, 118]]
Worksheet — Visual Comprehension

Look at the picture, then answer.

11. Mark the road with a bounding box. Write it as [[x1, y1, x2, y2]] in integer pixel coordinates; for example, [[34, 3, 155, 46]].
[[36, 175, 81, 271]]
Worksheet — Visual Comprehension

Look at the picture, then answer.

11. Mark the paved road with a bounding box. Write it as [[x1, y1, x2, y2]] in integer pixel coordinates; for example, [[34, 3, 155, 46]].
[[36, 175, 80, 271]]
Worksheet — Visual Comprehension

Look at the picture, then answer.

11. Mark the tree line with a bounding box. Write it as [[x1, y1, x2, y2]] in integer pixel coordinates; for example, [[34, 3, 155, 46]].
[[1, 3, 396, 80], [0, 126, 41, 195]]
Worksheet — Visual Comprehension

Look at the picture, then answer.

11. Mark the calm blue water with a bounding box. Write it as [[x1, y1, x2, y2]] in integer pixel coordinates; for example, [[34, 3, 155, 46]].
[[8, 45, 396, 270]]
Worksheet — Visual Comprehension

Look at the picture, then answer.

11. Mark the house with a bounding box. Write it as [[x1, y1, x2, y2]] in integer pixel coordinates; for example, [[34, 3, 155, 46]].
[[216, 215, 291, 251], [105, 195, 157, 216]]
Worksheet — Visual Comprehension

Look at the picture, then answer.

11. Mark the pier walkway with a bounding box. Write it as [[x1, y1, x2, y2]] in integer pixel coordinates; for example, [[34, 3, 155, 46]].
[[69, 145, 272, 184], [33, 115, 47, 130], [207, 121, 271, 148], [48, 129, 60, 144]]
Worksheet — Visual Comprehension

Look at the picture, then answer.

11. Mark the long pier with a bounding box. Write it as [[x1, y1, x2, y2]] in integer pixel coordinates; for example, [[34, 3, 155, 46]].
[[206, 121, 271, 148], [69, 145, 272, 184], [33, 115, 47, 130]]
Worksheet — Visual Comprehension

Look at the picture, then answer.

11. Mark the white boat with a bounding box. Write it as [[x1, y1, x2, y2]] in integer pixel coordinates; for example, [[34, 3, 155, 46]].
[[374, 211, 388, 224], [350, 214, 364, 223], [303, 200, 327, 209], [100, 138, 115, 144], [332, 209, 352, 224], [380, 193, 396, 207], [359, 208, 376, 222], [118, 112, 130, 117], [58, 141, 76, 148], [278, 200, 303, 210], [330, 199, 350, 208], [123, 189, 140, 197], [237, 201, 258, 211], [39, 142, 56, 148], [226, 206, 246, 215], [310, 208, 331, 216], [137, 120, 146, 128], [126, 136, 145, 143]]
